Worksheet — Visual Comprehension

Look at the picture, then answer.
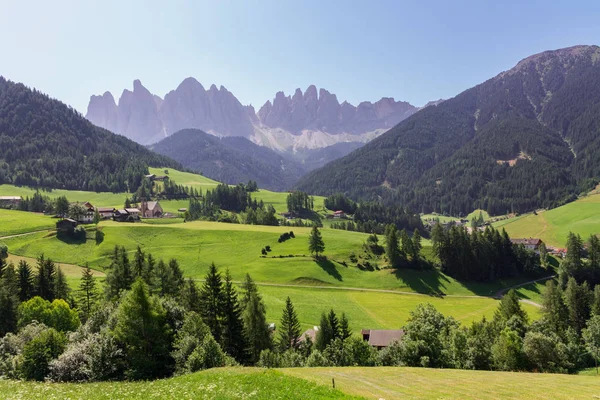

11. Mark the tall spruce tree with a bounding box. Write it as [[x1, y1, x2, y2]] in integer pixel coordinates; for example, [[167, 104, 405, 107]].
[[17, 260, 34, 301], [494, 289, 528, 326], [327, 309, 340, 340], [79, 264, 97, 321], [315, 312, 334, 351], [339, 313, 352, 341], [308, 225, 325, 257], [412, 229, 422, 262], [240, 274, 271, 363], [199, 263, 225, 343], [180, 278, 201, 313], [565, 277, 592, 333], [104, 246, 134, 299], [54, 267, 70, 301], [278, 297, 301, 351], [133, 246, 145, 279], [0, 286, 17, 336], [542, 280, 569, 335], [35, 255, 56, 301], [221, 270, 246, 362], [385, 224, 402, 267]]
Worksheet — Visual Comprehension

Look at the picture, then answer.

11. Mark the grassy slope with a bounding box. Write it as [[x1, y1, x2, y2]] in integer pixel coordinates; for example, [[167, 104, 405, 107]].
[[494, 193, 600, 247], [0, 209, 55, 237], [260, 285, 540, 332], [149, 167, 327, 214], [2, 219, 544, 296], [0, 368, 360, 400], [0, 185, 127, 209], [282, 367, 600, 400]]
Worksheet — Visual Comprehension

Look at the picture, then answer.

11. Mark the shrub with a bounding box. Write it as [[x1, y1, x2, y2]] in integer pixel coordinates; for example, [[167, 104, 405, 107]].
[[18, 297, 80, 332], [187, 335, 230, 372], [20, 328, 66, 381], [257, 349, 281, 368], [305, 350, 330, 367]]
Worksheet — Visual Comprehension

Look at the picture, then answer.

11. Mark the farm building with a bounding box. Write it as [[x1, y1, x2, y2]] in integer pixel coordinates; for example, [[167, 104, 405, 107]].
[[333, 210, 346, 219], [361, 329, 404, 350], [298, 327, 319, 344], [56, 218, 78, 234], [113, 208, 141, 222], [510, 238, 543, 251], [0, 196, 22, 207], [96, 207, 115, 219]]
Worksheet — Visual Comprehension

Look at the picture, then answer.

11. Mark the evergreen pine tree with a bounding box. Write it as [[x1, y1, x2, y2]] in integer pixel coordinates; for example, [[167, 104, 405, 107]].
[[308, 225, 325, 257], [315, 312, 333, 351], [327, 309, 340, 340], [221, 270, 246, 362], [180, 278, 201, 313], [168, 259, 185, 295], [565, 277, 592, 333], [79, 264, 97, 321], [278, 297, 301, 351], [412, 229, 422, 262], [133, 246, 145, 279], [54, 267, 70, 301], [494, 289, 528, 326], [592, 285, 600, 316], [35, 255, 56, 301], [541, 280, 569, 335], [240, 274, 272, 363], [199, 263, 225, 343], [17, 260, 34, 301], [385, 224, 402, 267], [339, 312, 351, 341], [0, 286, 17, 336]]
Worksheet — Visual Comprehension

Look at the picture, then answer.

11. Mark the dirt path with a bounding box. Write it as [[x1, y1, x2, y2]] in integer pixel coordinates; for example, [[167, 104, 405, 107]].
[[0, 229, 51, 240], [492, 275, 555, 307]]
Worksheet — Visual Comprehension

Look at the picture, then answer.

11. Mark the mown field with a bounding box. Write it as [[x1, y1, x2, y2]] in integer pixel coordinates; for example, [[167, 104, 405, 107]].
[[494, 192, 600, 247], [0, 368, 359, 400], [259, 285, 540, 332], [282, 366, 600, 399], [1, 366, 597, 400]]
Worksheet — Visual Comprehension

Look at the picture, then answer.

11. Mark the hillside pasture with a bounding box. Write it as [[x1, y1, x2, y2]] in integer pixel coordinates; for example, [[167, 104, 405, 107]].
[[282, 366, 600, 399], [494, 192, 600, 247], [0, 209, 55, 237]]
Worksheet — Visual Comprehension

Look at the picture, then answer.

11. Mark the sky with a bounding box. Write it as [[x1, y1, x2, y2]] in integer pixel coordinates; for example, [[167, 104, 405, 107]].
[[1, 0, 600, 113]]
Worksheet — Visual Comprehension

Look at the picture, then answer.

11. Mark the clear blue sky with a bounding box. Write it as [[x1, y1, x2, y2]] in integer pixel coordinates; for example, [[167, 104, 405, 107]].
[[1, 0, 599, 113]]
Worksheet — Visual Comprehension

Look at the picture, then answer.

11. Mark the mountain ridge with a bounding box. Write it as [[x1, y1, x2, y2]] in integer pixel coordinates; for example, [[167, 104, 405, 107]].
[[85, 79, 420, 151], [296, 45, 600, 216]]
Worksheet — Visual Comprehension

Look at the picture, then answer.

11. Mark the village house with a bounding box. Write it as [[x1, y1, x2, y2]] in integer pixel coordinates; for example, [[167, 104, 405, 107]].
[[113, 208, 141, 222], [140, 200, 163, 218], [333, 210, 346, 219], [361, 329, 404, 350], [510, 238, 543, 251], [96, 207, 115, 220], [0, 196, 22, 208]]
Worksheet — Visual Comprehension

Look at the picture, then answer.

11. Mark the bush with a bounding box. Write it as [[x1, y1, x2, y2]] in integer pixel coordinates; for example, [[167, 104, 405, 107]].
[[20, 328, 66, 381], [18, 297, 80, 332], [257, 349, 281, 368], [186, 335, 230, 372], [305, 350, 330, 367], [48, 332, 124, 382]]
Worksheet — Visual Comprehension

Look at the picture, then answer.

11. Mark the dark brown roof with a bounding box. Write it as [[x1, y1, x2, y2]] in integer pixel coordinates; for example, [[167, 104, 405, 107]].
[[363, 329, 404, 347], [97, 207, 114, 212]]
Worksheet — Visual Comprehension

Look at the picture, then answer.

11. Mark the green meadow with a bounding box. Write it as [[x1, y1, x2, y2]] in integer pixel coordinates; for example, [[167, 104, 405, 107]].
[[494, 192, 600, 247], [2, 366, 597, 400], [282, 366, 600, 399], [0, 368, 359, 400]]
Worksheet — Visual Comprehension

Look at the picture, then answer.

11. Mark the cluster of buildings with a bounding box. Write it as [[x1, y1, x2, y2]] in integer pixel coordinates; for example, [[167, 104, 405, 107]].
[[57, 200, 165, 225], [298, 326, 405, 350]]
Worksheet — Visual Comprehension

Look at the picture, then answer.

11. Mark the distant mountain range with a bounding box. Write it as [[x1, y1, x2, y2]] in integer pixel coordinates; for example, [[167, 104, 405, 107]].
[[86, 80, 420, 151], [297, 45, 600, 216]]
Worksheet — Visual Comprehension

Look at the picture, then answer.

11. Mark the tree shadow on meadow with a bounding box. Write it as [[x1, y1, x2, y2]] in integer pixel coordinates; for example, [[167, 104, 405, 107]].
[[392, 268, 450, 296], [315, 256, 343, 281]]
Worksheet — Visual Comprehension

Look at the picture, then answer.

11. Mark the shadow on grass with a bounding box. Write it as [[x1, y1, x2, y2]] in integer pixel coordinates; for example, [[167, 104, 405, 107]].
[[56, 231, 87, 245], [393, 268, 449, 296], [315, 256, 343, 281]]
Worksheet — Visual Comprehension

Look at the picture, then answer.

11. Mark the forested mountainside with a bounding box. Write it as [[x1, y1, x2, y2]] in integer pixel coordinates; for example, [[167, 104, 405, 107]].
[[151, 129, 305, 191], [0, 77, 181, 192], [297, 45, 600, 216]]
